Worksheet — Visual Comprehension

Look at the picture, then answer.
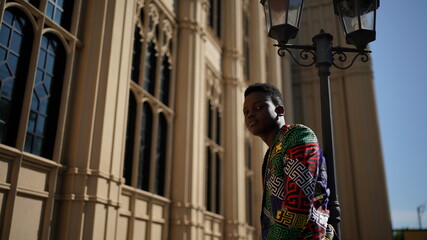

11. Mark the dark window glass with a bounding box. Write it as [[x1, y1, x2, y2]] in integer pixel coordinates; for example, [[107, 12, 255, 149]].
[[138, 102, 153, 190], [208, 0, 221, 37], [215, 154, 221, 213], [206, 148, 212, 211], [207, 101, 213, 138], [208, 0, 214, 29], [245, 141, 252, 169], [0, 8, 33, 146], [131, 26, 142, 83], [206, 149, 221, 214], [244, 44, 250, 80], [216, 0, 221, 37], [159, 55, 170, 105], [246, 176, 253, 224], [144, 42, 157, 95], [123, 92, 136, 185], [148, 18, 154, 32], [245, 141, 253, 224], [24, 0, 40, 7], [243, 9, 250, 80], [25, 33, 65, 158], [216, 108, 221, 145], [154, 114, 167, 196], [46, 0, 74, 29], [243, 8, 249, 36]]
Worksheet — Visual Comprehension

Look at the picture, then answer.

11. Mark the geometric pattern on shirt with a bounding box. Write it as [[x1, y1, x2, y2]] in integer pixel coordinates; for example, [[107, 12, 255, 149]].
[[266, 170, 285, 199], [302, 210, 332, 240], [269, 142, 285, 176], [267, 224, 301, 240], [275, 208, 309, 228], [281, 124, 318, 151], [284, 157, 315, 198], [287, 143, 319, 176], [309, 206, 329, 229], [261, 125, 329, 240]]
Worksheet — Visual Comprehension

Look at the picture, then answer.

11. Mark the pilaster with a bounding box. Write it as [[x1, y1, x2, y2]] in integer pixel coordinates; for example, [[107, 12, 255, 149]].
[[58, 0, 130, 238], [170, 0, 207, 239], [222, 0, 247, 239], [246, 3, 268, 236]]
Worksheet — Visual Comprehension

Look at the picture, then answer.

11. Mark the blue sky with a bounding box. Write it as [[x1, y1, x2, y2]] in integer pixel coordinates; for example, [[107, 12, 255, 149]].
[[370, 0, 427, 229]]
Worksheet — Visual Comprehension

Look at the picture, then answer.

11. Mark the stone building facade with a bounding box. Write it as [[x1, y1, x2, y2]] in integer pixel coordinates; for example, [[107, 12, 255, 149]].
[[0, 0, 391, 239]]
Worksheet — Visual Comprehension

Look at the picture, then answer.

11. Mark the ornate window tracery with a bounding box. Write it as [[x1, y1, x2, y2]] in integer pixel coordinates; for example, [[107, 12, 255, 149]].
[[205, 66, 223, 214], [25, 33, 65, 158], [0, 0, 78, 238], [0, 1, 75, 159], [0, 8, 33, 146], [123, 1, 175, 198]]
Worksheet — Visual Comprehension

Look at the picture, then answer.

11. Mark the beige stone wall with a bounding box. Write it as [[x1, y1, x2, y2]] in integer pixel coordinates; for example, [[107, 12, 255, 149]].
[[0, 0, 391, 239]]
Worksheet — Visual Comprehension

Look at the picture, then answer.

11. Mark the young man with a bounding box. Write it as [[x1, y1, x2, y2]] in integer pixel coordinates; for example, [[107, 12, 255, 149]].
[[243, 83, 333, 240]]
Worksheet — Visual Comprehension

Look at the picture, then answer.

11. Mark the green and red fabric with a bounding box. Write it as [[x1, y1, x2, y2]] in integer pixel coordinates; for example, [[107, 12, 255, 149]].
[[261, 124, 333, 240]]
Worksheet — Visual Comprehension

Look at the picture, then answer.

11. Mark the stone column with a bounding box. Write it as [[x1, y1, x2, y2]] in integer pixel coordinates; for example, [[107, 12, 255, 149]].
[[57, 0, 130, 238], [170, 0, 207, 239], [222, 0, 247, 239]]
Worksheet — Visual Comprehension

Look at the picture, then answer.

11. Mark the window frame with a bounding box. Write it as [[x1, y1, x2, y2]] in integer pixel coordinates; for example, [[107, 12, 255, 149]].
[[204, 65, 224, 215], [123, 2, 176, 199], [0, 1, 81, 239], [1, 1, 79, 162], [207, 0, 222, 38]]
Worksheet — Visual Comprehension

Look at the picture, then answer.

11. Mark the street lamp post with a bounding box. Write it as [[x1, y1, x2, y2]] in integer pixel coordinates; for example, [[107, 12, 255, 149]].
[[260, 0, 380, 239]]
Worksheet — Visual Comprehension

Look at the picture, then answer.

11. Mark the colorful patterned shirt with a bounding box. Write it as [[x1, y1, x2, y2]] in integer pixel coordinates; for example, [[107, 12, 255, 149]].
[[261, 124, 333, 240]]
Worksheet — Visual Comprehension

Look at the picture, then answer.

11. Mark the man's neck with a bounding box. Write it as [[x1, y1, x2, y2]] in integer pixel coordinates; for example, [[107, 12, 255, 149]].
[[261, 124, 285, 148]]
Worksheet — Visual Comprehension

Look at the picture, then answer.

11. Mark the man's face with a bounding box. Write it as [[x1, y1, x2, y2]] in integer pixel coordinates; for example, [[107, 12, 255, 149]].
[[243, 91, 280, 137]]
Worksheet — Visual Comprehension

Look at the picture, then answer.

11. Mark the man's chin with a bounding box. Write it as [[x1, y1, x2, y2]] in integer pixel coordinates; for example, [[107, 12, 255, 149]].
[[249, 128, 261, 136]]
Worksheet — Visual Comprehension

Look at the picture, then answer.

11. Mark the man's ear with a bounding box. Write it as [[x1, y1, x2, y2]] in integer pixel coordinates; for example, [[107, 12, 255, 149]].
[[275, 105, 285, 116]]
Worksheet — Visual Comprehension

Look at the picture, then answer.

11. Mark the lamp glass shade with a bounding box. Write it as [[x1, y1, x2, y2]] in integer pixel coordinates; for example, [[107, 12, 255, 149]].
[[287, 0, 304, 27], [261, 0, 304, 44], [334, 0, 379, 48]]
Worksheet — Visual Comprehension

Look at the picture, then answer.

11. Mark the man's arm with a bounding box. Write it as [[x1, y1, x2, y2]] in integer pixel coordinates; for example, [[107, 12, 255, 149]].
[[275, 126, 320, 238]]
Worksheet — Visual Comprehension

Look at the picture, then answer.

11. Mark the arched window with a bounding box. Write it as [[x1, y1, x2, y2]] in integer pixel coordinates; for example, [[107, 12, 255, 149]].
[[131, 26, 142, 84], [0, 1, 77, 239], [144, 41, 157, 95], [216, 107, 221, 145], [208, 0, 222, 37], [123, 92, 137, 185], [215, 154, 221, 212], [242, 0, 250, 81], [154, 113, 167, 196], [205, 147, 212, 211], [123, 3, 175, 200], [0, 8, 33, 146], [46, 0, 74, 30], [159, 55, 170, 105], [25, 33, 65, 158], [207, 100, 213, 138], [205, 68, 223, 214], [245, 138, 254, 225], [138, 102, 153, 190]]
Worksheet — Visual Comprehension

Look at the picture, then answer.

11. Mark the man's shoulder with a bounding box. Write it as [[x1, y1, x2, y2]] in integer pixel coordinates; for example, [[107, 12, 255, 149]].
[[281, 124, 318, 147], [286, 123, 311, 131]]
